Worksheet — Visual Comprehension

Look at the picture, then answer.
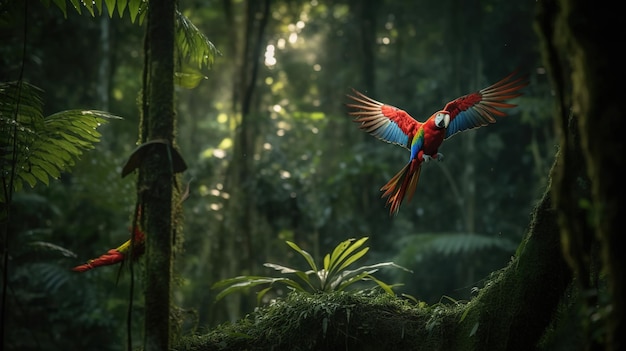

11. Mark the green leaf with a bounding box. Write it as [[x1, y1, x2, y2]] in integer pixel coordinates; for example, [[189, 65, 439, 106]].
[[68, 0, 81, 15], [210, 275, 253, 289], [334, 271, 373, 291], [93, 0, 103, 15], [368, 275, 397, 296], [105, 0, 116, 17], [65, 122, 102, 139], [335, 247, 369, 273], [82, 0, 95, 16], [263, 263, 317, 291], [32, 159, 61, 180], [292, 271, 317, 291], [323, 253, 330, 271], [174, 69, 208, 89], [212, 276, 305, 301], [117, 0, 128, 18], [286, 241, 318, 272], [30, 165, 50, 186], [30, 151, 65, 179], [56, 131, 95, 148], [327, 238, 353, 271], [128, 0, 139, 23], [263, 262, 299, 274], [19, 171, 37, 188], [12, 178, 23, 193], [213, 278, 272, 301], [138, 5, 148, 25], [344, 262, 412, 276], [48, 137, 82, 157], [329, 237, 369, 274]]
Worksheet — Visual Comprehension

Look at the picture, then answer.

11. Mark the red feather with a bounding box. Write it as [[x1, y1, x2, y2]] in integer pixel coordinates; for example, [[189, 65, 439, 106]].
[[72, 226, 145, 273], [380, 158, 422, 216]]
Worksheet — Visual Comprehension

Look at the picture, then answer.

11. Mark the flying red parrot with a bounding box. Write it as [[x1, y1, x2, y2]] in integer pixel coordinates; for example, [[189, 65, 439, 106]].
[[72, 226, 145, 272], [347, 71, 528, 215]]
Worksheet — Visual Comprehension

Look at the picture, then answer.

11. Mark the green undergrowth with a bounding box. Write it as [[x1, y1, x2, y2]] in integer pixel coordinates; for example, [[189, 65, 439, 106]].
[[175, 290, 466, 351]]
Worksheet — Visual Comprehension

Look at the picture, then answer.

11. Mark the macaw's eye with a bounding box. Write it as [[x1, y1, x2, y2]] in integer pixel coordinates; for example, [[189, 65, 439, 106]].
[[435, 112, 450, 129]]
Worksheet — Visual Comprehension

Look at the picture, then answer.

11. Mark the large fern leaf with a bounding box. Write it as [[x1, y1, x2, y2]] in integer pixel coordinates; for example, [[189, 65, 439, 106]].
[[1, 81, 121, 202], [395, 233, 518, 264]]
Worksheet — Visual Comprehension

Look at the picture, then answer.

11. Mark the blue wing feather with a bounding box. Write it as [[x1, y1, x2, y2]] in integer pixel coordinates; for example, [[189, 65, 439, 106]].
[[376, 122, 410, 148], [445, 108, 490, 138], [443, 71, 528, 139], [347, 89, 420, 150]]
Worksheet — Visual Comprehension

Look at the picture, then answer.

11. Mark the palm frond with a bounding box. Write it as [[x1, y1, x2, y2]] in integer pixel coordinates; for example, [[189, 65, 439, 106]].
[[1, 81, 121, 202]]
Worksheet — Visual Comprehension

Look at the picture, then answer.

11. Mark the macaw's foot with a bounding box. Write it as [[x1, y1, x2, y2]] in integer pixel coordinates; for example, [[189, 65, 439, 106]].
[[423, 153, 444, 163]]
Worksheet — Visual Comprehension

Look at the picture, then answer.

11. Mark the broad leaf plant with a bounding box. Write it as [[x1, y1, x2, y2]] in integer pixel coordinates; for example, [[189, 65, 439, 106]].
[[212, 237, 412, 304]]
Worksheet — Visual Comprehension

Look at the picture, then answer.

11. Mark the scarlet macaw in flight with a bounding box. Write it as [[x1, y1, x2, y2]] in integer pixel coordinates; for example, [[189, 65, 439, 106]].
[[347, 71, 527, 215]]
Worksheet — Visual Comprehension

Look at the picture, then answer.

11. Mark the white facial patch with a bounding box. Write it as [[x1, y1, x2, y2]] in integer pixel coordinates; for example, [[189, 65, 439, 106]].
[[435, 112, 450, 129]]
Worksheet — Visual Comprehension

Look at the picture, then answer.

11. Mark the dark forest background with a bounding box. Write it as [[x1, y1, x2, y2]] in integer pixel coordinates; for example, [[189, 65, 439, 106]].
[[2, 1, 559, 350]]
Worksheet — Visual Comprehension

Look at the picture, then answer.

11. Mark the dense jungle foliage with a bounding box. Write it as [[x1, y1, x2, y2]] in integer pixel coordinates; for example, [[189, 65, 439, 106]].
[[2, 0, 590, 350]]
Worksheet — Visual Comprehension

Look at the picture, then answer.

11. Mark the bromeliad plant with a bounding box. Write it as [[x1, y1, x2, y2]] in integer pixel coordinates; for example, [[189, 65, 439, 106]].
[[212, 237, 412, 304]]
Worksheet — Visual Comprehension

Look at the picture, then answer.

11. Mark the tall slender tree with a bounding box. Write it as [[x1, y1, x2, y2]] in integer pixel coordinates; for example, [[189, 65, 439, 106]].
[[139, 1, 177, 349], [218, 0, 271, 321]]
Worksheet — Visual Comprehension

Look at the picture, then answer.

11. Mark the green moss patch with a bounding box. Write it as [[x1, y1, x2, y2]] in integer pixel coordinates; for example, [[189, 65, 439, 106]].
[[175, 291, 466, 351]]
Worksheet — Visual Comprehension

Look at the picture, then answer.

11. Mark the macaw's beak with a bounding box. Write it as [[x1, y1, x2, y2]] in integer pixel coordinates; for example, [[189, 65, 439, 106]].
[[435, 112, 450, 129]]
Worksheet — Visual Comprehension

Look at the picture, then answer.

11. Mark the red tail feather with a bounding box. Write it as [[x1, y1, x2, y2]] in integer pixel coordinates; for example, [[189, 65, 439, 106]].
[[380, 160, 422, 215]]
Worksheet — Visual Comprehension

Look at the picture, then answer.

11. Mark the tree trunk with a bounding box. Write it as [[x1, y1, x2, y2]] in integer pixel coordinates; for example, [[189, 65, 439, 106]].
[[140, 1, 176, 350], [219, 0, 271, 322], [536, 1, 624, 350]]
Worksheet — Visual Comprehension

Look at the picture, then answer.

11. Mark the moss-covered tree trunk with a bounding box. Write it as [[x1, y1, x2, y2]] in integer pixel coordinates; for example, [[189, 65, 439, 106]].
[[536, 0, 624, 350], [139, 1, 176, 350]]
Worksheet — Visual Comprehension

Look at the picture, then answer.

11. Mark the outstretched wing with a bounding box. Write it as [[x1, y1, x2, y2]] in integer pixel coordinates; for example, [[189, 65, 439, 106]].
[[443, 71, 528, 139], [347, 89, 421, 150]]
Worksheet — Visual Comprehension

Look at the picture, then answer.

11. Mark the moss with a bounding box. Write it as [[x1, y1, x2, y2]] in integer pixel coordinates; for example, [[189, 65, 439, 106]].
[[175, 290, 469, 351]]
